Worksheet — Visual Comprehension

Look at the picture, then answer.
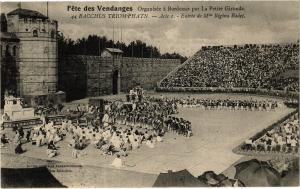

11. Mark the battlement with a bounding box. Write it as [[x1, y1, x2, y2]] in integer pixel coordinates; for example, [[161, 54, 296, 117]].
[[1, 8, 58, 98], [6, 9, 57, 35], [63, 55, 180, 65]]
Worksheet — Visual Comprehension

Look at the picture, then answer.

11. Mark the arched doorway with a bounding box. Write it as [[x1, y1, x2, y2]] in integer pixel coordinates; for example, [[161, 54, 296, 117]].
[[112, 70, 118, 94]]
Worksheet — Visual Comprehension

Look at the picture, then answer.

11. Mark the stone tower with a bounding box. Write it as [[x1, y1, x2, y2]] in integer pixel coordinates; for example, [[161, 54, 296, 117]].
[[6, 8, 58, 97]]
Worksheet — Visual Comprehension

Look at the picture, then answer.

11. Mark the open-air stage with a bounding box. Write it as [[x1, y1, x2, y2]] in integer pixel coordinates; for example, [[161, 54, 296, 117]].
[[1, 93, 296, 187]]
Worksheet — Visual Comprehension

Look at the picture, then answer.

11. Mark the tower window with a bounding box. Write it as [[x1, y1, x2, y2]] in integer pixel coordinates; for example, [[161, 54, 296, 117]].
[[13, 46, 17, 56], [51, 30, 55, 38], [24, 18, 28, 23], [33, 30, 38, 37], [0, 45, 2, 57], [5, 45, 9, 55]]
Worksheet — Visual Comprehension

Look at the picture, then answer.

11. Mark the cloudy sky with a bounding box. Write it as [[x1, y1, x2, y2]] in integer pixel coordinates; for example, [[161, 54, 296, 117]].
[[1, 1, 299, 56]]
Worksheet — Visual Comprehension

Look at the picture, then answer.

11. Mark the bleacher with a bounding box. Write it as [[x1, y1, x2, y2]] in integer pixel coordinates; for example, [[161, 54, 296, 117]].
[[158, 42, 299, 93]]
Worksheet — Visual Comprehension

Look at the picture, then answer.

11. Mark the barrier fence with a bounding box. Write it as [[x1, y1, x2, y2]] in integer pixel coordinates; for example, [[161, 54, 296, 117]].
[[156, 86, 299, 99]]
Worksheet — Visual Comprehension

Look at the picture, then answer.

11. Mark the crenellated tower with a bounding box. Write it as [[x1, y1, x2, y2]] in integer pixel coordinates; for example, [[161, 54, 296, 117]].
[[6, 8, 58, 96]]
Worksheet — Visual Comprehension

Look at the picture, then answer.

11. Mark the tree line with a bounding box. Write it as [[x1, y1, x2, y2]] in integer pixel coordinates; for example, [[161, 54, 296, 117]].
[[58, 34, 187, 63]]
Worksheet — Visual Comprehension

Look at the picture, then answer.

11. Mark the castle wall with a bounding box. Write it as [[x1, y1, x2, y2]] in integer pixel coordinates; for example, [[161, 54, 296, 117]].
[[86, 57, 115, 97], [58, 56, 87, 101], [18, 38, 57, 95], [120, 57, 180, 92], [58, 56, 180, 101]]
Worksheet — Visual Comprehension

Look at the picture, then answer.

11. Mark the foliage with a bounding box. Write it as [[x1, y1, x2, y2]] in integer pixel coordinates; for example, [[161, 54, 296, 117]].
[[58, 33, 187, 63]]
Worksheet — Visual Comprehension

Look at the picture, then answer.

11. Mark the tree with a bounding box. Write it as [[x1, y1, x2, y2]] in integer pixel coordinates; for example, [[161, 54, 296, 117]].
[[161, 52, 188, 63], [57, 32, 185, 61]]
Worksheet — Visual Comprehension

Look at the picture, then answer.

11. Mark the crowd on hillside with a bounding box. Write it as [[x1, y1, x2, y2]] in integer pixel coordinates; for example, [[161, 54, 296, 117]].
[[160, 43, 299, 92], [242, 114, 299, 154]]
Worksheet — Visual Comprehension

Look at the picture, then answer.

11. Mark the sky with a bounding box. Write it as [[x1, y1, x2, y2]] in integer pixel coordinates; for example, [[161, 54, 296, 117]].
[[1, 1, 299, 57]]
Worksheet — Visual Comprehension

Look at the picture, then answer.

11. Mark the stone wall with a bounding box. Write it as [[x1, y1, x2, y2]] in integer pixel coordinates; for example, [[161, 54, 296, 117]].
[[86, 57, 115, 97], [120, 57, 180, 92], [6, 14, 58, 96], [58, 56, 180, 101], [58, 56, 88, 101], [18, 38, 57, 96]]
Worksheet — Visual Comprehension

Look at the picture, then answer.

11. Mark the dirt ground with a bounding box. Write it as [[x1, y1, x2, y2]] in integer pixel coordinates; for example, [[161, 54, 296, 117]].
[[1, 153, 157, 187], [1, 93, 295, 187]]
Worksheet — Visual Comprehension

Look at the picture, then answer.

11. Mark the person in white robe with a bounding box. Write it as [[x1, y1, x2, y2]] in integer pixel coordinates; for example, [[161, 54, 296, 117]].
[[157, 135, 163, 142], [146, 139, 155, 148], [111, 155, 123, 168], [102, 113, 110, 127], [132, 139, 139, 150]]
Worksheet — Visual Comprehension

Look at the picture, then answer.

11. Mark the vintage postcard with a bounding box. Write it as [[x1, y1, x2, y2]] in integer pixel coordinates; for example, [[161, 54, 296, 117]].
[[0, 0, 299, 187]]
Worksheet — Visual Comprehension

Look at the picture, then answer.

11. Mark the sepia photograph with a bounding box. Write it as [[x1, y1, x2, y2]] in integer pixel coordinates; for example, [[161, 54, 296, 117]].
[[0, 0, 299, 187]]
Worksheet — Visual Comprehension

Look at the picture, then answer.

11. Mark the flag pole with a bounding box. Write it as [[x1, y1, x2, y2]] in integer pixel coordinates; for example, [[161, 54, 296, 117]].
[[46, 2, 49, 18], [112, 24, 115, 77], [120, 27, 122, 50]]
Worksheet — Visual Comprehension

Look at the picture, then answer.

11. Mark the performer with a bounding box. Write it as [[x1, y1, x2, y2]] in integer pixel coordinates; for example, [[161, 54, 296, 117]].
[[15, 141, 25, 154], [111, 154, 123, 168], [102, 112, 110, 128]]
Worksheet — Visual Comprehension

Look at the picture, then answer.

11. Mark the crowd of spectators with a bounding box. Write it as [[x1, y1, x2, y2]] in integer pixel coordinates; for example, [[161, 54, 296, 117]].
[[269, 77, 299, 92], [242, 113, 299, 154], [164, 97, 280, 111], [160, 43, 299, 92], [109, 98, 192, 138], [1, 94, 192, 161]]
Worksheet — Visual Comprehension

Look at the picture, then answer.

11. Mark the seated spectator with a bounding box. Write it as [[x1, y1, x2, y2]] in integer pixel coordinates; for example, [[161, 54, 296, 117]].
[[15, 141, 25, 154], [31, 133, 37, 145], [48, 140, 58, 150], [36, 133, 44, 147], [146, 138, 155, 148], [157, 135, 163, 142], [13, 131, 21, 144], [2, 113, 10, 121], [25, 130, 31, 142], [111, 154, 123, 168], [1, 134, 10, 147], [47, 141, 58, 158], [241, 114, 299, 154], [132, 139, 140, 150]]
